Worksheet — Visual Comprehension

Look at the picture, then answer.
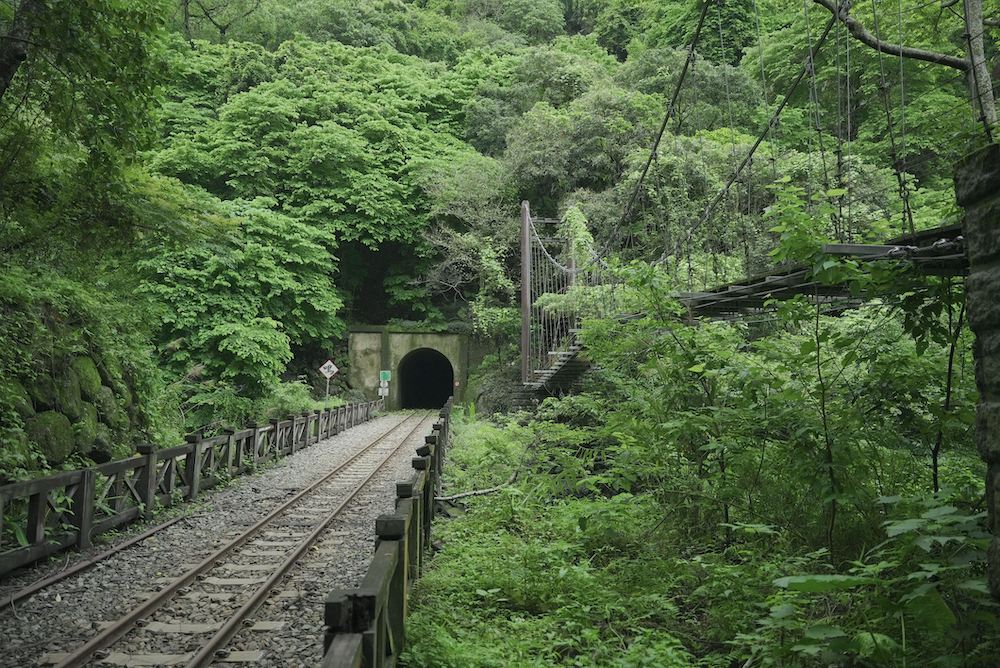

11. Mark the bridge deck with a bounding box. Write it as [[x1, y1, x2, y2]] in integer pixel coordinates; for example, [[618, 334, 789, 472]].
[[678, 224, 965, 317]]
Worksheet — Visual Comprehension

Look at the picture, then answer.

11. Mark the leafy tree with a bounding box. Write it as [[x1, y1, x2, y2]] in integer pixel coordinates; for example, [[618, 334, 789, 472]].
[[0, 0, 166, 250], [136, 195, 343, 399]]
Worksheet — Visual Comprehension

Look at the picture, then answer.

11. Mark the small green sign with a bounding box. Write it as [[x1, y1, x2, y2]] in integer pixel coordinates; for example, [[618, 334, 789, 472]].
[[380, 370, 392, 382]]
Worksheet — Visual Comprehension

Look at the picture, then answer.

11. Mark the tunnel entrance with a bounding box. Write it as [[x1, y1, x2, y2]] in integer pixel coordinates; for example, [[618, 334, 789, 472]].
[[398, 348, 454, 409]]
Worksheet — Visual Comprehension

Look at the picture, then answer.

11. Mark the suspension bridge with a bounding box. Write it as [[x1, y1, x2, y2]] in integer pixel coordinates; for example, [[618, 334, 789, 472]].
[[518, 0, 996, 397], [519, 201, 969, 395]]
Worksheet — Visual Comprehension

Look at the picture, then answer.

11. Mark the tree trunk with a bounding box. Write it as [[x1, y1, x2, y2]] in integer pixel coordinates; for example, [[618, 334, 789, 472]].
[[964, 0, 998, 129], [0, 0, 45, 104], [182, 0, 193, 44]]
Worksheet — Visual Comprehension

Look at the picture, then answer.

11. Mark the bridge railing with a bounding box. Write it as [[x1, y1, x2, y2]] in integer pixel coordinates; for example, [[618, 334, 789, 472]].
[[322, 397, 453, 668], [0, 399, 384, 576]]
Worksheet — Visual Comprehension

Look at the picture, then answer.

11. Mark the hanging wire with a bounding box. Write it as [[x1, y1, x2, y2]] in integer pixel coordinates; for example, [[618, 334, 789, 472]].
[[804, 0, 832, 193], [717, 0, 740, 285], [751, 0, 779, 182], [675, 11, 839, 252], [614, 0, 715, 250], [833, 2, 848, 239], [870, 0, 915, 235], [896, 0, 908, 171], [844, 2, 855, 233], [801, 0, 821, 210]]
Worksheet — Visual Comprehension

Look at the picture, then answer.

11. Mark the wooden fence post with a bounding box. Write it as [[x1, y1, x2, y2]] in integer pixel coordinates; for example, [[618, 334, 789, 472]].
[[376, 515, 407, 654], [26, 492, 45, 545], [412, 455, 432, 544], [136, 444, 158, 518], [290, 415, 301, 455], [224, 428, 237, 475], [432, 423, 444, 496], [324, 592, 353, 653], [71, 469, 95, 550], [185, 432, 203, 500], [269, 419, 281, 461], [303, 411, 312, 447]]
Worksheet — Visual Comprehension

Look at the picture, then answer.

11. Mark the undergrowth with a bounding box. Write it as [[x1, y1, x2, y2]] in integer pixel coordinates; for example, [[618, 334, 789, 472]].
[[404, 405, 999, 667]]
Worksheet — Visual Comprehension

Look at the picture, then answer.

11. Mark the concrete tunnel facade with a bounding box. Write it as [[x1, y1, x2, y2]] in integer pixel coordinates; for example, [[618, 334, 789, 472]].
[[347, 326, 469, 410]]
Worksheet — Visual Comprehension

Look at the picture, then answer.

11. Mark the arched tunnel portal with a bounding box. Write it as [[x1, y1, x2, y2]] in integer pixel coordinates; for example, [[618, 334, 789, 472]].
[[348, 327, 473, 409], [398, 348, 454, 409]]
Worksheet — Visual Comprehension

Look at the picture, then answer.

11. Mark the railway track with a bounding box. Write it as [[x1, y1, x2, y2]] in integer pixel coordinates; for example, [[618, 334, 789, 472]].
[[35, 411, 432, 668]]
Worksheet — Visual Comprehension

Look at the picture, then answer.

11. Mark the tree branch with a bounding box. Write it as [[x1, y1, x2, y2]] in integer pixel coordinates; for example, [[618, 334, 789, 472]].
[[436, 469, 519, 502], [192, 0, 226, 34], [811, 0, 970, 71], [192, 0, 261, 39]]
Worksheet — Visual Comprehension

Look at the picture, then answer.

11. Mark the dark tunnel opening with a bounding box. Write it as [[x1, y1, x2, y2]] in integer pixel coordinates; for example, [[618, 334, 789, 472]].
[[398, 348, 454, 409]]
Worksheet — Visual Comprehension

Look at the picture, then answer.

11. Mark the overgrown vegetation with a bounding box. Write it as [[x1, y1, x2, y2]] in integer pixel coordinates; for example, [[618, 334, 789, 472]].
[[1, 0, 998, 662], [409, 315, 992, 665]]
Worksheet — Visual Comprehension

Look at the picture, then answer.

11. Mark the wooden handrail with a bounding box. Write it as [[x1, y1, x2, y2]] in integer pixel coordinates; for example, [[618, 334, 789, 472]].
[[322, 397, 453, 667], [0, 399, 385, 577]]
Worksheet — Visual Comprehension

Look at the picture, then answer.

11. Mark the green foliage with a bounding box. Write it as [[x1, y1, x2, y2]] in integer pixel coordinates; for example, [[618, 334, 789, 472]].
[[0, 0, 167, 253], [0, 264, 178, 477], [135, 195, 343, 406], [2, 6, 994, 664], [410, 243, 992, 665]]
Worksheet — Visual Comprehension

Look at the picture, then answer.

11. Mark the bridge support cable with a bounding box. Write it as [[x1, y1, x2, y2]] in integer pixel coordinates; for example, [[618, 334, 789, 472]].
[[617, 0, 713, 238], [675, 11, 838, 252], [520, 202, 622, 389]]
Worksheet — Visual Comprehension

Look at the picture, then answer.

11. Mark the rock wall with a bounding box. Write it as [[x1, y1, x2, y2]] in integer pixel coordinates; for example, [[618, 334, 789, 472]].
[[956, 143, 1000, 600], [4, 354, 139, 468]]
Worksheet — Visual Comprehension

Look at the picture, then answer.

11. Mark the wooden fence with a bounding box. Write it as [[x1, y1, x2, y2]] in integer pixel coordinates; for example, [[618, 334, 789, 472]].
[[323, 397, 452, 668], [0, 400, 384, 577]]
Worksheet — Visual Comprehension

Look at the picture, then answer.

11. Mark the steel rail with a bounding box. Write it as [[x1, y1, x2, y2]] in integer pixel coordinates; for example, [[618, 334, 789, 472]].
[[188, 412, 434, 667], [0, 515, 189, 612], [53, 412, 423, 668]]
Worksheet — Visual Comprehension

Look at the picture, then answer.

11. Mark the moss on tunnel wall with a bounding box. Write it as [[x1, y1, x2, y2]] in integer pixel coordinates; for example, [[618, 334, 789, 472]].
[[958, 143, 1000, 601]]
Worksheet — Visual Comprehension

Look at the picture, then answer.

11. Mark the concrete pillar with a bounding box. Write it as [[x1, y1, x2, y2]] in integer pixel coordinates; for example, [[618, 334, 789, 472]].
[[957, 143, 1000, 599]]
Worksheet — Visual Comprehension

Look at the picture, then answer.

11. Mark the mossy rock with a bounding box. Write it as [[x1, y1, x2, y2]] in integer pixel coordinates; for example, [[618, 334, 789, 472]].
[[5, 379, 35, 420], [92, 423, 114, 464], [71, 357, 102, 400], [115, 382, 133, 409], [94, 422, 112, 448], [96, 358, 121, 387], [109, 408, 131, 432], [94, 385, 118, 420], [26, 411, 74, 463], [55, 369, 84, 421], [27, 375, 58, 410], [73, 402, 99, 454], [0, 432, 37, 484]]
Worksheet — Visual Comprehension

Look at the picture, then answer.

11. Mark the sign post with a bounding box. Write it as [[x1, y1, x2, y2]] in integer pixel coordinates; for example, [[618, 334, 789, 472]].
[[378, 370, 391, 399], [319, 360, 339, 398]]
